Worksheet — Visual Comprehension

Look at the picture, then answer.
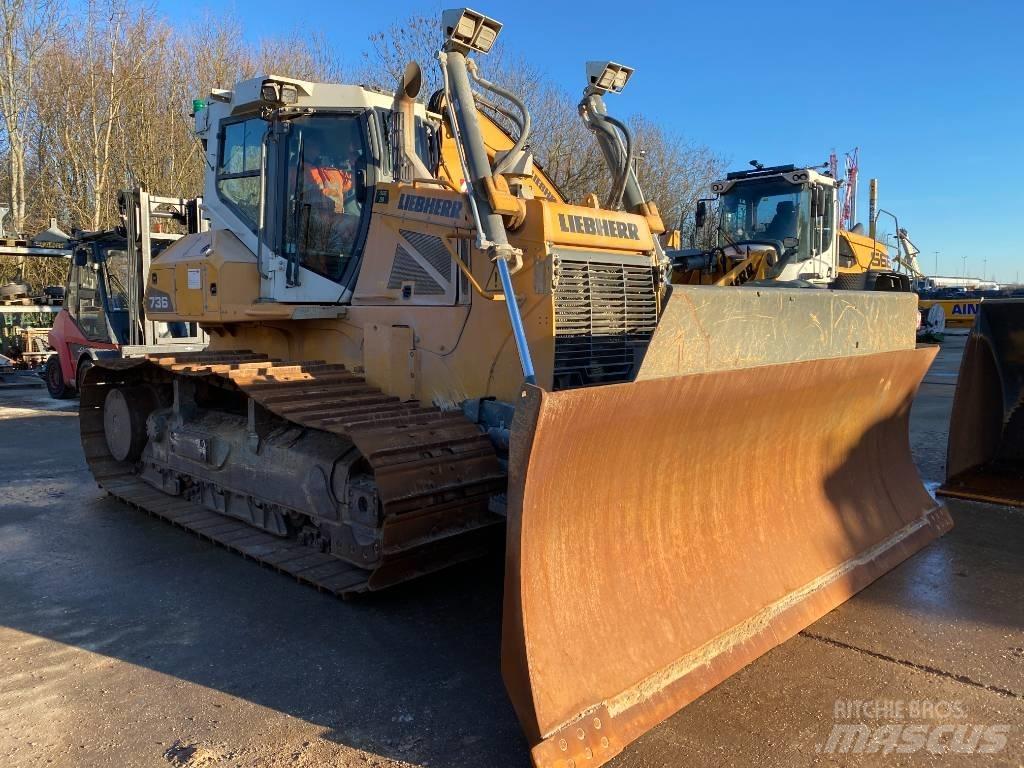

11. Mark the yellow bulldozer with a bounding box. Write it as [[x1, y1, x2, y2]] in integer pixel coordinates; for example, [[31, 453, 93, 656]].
[[80, 9, 950, 767]]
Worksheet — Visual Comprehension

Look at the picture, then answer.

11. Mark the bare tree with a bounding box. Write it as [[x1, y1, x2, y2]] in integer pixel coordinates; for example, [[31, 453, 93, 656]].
[[0, 0, 62, 234], [630, 116, 724, 231], [4, 0, 722, 297], [30, 0, 168, 230], [357, 12, 723, 216], [359, 14, 439, 95]]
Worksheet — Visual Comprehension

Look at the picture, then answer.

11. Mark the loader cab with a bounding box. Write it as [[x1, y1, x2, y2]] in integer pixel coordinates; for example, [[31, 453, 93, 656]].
[[710, 165, 838, 285], [196, 75, 437, 305]]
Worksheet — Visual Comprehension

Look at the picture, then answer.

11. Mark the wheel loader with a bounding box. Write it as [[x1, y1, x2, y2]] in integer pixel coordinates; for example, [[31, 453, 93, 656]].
[[676, 166, 915, 288], [577, 62, 914, 298], [79, 9, 950, 767]]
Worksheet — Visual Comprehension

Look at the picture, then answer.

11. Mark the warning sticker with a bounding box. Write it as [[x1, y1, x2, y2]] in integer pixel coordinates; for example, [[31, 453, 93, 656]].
[[187, 268, 201, 290], [484, 265, 502, 293]]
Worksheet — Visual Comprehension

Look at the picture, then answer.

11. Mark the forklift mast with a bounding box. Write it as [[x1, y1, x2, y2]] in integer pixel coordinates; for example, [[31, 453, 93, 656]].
[[119, 189, 208, 350]]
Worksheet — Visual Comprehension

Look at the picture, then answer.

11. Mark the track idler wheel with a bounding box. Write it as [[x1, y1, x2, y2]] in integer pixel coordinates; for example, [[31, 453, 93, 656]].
[[103, 386, 155, 462]]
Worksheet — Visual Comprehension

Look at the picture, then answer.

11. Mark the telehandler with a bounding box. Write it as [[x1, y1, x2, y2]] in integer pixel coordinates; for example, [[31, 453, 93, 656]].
[[80, 10, 949, 767]]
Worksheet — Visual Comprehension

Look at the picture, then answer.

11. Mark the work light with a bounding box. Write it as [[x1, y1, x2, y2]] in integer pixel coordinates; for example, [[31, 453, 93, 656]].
[[441, 8, 502, 54], [585, 61, 634, 93]]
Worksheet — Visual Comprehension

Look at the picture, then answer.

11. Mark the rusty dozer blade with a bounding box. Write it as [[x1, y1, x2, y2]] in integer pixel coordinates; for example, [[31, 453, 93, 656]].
[[940, 299, 1024, 506], [502, 345, 950, 768]]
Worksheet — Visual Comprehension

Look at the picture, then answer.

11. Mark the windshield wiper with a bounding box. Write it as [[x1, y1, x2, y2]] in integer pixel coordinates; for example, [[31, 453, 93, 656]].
[[717, 223, 744, 252], [288, 134, 306, 287]]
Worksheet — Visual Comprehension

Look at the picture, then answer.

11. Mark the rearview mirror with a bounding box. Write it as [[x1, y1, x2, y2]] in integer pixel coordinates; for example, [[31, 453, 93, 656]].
[[73, 248, 88, 267], [695, 200, 707, 229], [810, 186, 825, 217]]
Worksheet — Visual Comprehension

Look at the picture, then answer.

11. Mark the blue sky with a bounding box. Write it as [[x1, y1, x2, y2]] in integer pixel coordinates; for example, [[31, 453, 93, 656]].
[[151, 0, 1022, 282]]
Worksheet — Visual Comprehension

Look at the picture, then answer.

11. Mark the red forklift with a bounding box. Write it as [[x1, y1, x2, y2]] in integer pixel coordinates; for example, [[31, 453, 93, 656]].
[[44, 190, 206, 398]]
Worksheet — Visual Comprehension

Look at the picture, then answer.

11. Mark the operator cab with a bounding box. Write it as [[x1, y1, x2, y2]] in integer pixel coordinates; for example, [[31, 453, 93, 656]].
[[67, 230, 198, 346], [67, 233, 135, 345], [708, 164, 838, 285], [196, 75, 439, 304]]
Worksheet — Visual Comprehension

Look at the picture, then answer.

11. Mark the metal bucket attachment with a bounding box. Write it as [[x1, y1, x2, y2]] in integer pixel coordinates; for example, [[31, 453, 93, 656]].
[[940, 299, 1024, 506], [502, 346, 950, 768]]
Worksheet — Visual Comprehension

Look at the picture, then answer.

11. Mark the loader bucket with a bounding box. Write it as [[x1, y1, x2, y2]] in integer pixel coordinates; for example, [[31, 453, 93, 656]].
[[502, 345, 950, 768], [940, 299, 1024, 506]]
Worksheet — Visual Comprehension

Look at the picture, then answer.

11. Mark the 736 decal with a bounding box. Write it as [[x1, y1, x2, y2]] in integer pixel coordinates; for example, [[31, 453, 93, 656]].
[[146, 288, 174, 313]]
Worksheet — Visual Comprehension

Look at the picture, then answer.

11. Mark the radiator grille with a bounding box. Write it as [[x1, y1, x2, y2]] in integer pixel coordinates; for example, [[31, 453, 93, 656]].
[[553, 259, 658, 389]]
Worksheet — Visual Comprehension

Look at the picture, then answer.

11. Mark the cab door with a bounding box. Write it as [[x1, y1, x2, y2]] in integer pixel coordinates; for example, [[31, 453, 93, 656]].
[[75, 245, 112, 343]]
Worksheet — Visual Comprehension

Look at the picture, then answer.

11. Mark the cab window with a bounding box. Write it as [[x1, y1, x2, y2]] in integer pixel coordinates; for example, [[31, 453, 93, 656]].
[[414, 117, 439, 175], [75, 254, 107, 342], [377, 111, 438, 178], [720, 180, 801, 244], [217, 118, 265, 229], [282, 115, 369, 283], [819, 187, 835, 253], [65, 255, 81, 318]]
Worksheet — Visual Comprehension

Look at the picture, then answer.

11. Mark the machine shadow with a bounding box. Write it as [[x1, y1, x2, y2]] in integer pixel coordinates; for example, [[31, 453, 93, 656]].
[[5, 340, 1010, 767], [822, 494, 1024, 629], [0, 419, 529, 768], [819, 389, 1022, 631]]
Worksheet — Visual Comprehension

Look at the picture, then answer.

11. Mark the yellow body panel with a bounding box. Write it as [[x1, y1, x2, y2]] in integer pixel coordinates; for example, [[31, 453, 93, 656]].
[[918, 298, 982, 328], [147, 230, 262, 322], [145, 174, 657, 406], [437, 103, 565, 206], [838, 229, 891, 274]]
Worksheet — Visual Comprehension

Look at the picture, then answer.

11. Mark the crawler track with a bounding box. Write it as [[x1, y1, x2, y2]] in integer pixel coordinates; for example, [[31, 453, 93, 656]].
[[80, 350, 506, 595]]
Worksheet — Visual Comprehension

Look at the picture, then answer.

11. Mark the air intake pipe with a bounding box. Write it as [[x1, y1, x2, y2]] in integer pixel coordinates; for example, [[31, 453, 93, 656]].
[[580, 90, 638, 211]]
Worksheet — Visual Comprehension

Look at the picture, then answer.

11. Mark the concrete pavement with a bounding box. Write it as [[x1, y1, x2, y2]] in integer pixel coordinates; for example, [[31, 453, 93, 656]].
[[0, 336, 1020, 767]]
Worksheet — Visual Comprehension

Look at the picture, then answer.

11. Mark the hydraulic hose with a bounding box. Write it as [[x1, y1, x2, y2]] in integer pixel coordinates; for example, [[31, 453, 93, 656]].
[[474, 92, 524, 136], [602, 112, 634, 210], [467, 63, 531, 177], [579, 92, 637, 210]]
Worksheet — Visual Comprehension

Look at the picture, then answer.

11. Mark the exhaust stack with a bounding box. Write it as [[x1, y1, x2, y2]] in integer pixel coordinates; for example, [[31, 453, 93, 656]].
[[393, 62, 433, 182]]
